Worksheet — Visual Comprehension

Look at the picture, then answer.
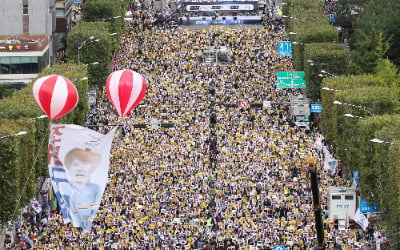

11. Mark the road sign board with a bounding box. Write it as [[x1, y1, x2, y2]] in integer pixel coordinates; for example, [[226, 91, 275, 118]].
[[239, 100, 249, 109], [278, 41, 292, 56], [360, 200, 381, 213], [276, 71, 306, 88], [311, 103, 322, 112], [276, 79, 306, 88]]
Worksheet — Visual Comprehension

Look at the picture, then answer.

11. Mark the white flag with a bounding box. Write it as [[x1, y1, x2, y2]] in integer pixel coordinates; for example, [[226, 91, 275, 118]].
[[353, 208, 369, 231], [313, 134, 324, 151], [48, 124, 117, 232]]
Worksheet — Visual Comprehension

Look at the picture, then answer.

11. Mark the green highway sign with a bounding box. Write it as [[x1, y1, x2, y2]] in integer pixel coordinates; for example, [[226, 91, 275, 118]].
[[277, 71, 305, 79], [276, 79, 306, 88], [276, 71, 306, 88]]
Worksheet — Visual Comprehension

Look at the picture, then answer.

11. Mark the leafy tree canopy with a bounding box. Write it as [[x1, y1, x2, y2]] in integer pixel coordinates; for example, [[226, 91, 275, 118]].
[[350, 26, 391, 74], [351, 0, 400, 66]]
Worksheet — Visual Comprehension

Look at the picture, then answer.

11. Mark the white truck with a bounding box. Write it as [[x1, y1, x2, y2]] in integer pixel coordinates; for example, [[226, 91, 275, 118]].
[[289, 95, 311, 130], [327, 186, 357, 231]]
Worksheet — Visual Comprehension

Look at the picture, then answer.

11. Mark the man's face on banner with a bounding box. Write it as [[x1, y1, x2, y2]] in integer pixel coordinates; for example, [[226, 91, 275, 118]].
[[69, 158, 97, 183], [64, 148, 101, 184]]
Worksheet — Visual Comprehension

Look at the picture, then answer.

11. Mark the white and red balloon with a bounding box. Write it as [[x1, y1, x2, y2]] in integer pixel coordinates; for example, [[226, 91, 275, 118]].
[[106, 69, 147, 117], [32, 75, 79, 120]]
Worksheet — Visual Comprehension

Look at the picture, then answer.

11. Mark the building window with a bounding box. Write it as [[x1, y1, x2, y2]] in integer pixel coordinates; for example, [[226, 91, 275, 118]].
[[55, 2, 65, 8], [0, 56, 39, 74], [345, 195, 354, 200], [23, 4, 28, 14], [56, 10, 65, 18]]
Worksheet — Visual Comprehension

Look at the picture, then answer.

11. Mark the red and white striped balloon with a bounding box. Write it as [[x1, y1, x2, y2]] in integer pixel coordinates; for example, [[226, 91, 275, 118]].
[[32, 75, 79, 120], [106, 69, 147, 117]]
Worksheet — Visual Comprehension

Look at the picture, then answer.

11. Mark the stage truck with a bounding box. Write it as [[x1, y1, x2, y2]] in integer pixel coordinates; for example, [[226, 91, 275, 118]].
[[177, 0, 262, 25], [289, 94, 311, 130]]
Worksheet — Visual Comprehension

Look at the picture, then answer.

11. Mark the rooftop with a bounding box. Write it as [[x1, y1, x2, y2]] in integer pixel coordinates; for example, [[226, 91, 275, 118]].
[[0, 34, 49, 53]]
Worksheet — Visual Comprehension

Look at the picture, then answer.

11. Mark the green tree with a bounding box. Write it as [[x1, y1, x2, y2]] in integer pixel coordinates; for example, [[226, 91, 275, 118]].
[[350, 0, 400, 66], [82, 0, 126, 39], [66, 22, 113, 87], [383, 139, 400, 248], [320, 74, 377, 141], [83, 0, 126, 21], [0, 120, 32, 225], [303, 43, 349, 101], [375, 58, 400, 89], [351, 26, 391, 74], [0, 135, 21, 224]]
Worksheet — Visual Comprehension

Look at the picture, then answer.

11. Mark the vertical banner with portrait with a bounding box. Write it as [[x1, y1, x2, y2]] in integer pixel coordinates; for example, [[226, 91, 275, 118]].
[[48, 124, 117, 232]]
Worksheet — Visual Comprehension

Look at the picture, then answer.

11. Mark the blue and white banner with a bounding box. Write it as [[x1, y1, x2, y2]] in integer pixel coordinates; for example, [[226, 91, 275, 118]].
[[323, 145, 338, 174], [352, 170, 360, 188], [48, 124, 116, 232]]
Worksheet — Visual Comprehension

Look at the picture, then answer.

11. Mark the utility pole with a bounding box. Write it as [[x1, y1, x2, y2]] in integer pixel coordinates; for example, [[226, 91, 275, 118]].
[[308, 156, 326, 249]]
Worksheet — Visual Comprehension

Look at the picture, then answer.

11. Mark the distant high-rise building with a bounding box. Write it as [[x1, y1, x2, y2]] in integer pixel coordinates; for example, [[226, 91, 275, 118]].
[[0, 0, 57, 85]]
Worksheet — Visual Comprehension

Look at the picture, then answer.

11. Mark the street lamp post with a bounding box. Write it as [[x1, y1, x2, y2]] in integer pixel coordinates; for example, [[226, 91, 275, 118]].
[[87, 62, 99, 66], [307, 60, 330, 67], [101, 16, 122, 21], [370, 138, 393, 144], [281, 15, 298, 19], [321, 87, 339, 92], [0, 131, 27, 140], [292, 41, 305, 45], [333, 100, 373, 115], [320, 70, 335, 77]]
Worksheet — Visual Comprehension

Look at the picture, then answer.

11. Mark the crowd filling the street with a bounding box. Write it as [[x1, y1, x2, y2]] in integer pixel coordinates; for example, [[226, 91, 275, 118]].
[[4, 1, 388, 249]]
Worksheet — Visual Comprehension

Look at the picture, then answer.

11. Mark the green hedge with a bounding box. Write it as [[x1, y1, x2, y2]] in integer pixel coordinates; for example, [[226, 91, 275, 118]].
[[285, 0, 338, 44], [0, 63, 89, 224], [82, 0, 128, 51], [355, 115, 400, 199], [382, 139, 400, 248], [321, 74, 377, 141], [303, 43, 349, 101], [0, 120, 33, 224], [281, 0, 322, 12]]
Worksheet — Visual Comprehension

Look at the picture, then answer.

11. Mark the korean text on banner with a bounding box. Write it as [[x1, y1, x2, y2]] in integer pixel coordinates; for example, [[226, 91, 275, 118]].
[[48, 124, 117, 232]]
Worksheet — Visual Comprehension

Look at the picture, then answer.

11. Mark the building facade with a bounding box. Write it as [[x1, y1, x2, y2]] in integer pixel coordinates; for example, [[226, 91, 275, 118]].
[[0, 0, 56, 84], [55, 0, 83, 49]]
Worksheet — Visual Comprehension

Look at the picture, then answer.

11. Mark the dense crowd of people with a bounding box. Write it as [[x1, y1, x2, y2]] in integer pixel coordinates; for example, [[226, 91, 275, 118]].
[[323, 0, 337, 15], [4, 1, 384, 250]]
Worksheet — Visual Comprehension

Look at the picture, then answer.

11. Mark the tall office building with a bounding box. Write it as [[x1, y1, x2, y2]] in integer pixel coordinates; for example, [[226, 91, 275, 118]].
[[0, 0, 56, 85]]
